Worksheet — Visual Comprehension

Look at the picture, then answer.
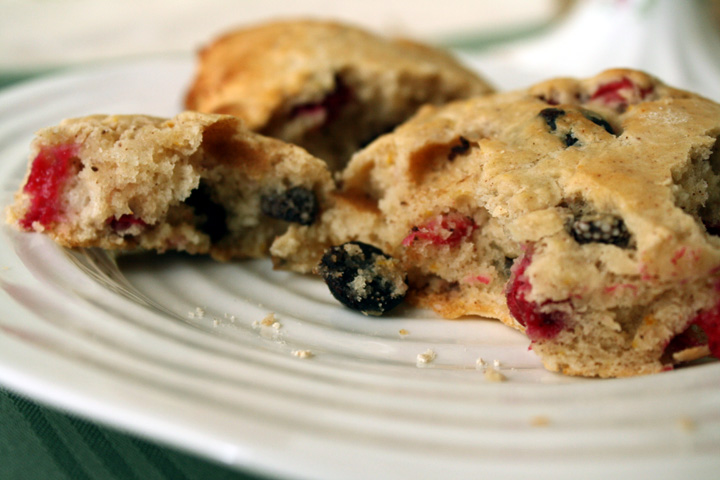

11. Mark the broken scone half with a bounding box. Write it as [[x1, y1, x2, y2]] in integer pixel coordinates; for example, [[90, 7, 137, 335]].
[[272, 68, 720, 377], [184, 19, 494, 171], [7, 112, 334, 260]]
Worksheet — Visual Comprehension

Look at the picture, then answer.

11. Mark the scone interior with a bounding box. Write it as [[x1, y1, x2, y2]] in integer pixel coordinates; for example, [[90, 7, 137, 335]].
[[272, 68, 720, 377], [7, 112, 334, 261], [184, 19, 494, 171]]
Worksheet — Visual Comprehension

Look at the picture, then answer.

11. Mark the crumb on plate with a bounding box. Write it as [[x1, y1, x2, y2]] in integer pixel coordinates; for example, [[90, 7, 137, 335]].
[[677, 417, 696, 433], [530, 415, 550, 427], [292, 349, 314, 359], [416, 349, 436, 366], [484, 367, 506, 382]]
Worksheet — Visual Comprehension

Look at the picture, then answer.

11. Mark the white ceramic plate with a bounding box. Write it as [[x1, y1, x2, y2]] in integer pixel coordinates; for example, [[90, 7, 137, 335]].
[[0, 55, 718, 480]]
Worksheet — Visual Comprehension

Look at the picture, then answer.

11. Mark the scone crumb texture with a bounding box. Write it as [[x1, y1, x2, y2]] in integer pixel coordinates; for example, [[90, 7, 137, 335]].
[[292, 349, 314, 359], [530, 415, 551, 427], [416, 349, 437, 366], [483, 367, 507, 382]]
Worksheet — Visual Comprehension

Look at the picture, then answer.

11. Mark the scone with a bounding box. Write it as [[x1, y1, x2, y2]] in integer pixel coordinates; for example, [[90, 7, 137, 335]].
[[272, 69, 720, 377], [6, 112, 334, 260], [184, 19, 494, 171]]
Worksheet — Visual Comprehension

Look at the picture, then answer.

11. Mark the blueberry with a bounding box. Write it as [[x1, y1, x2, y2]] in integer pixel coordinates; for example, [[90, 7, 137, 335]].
[[503, 256, 516, 278], [185, 182, 228, 242], [447, 136, 471, 161], [569, 213, 630, 247], [359, 124, 396, 149], [705, 222, 720, 236], [564, 132, 579, 147], [318, 241, 407, 316], [583, 111, 616, 135], [261, 186, 318, 225], [539, 108, 565, 131], [539, 108, 579, 146]]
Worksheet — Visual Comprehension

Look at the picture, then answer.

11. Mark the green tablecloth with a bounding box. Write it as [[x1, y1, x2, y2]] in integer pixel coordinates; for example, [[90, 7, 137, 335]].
[[0, 388, 266, 480]]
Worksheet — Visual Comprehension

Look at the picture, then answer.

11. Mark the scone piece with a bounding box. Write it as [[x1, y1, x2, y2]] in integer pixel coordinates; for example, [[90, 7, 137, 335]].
[[7, 112, 334, 260], [272, 68, 720, 377], [184, 19, 494, 171]]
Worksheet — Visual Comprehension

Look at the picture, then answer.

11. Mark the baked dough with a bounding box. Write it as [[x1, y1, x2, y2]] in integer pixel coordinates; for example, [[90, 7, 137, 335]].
[[7, 112, 334, 260], [272, 68, 720, 377], [184, 19, 494, 171]]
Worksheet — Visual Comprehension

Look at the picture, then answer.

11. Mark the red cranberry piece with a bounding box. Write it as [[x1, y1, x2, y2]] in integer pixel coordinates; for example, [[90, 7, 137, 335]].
[[505, 250, 566, 341], [108, 214, 146, 232], [590, 77, 653, 108], [688, 298, 720, 358], [20, 143, 81, 230], [402, 212, 476, 248], [537, 95, 560, 106], [289, 75, 353, 128], [505, 253, 533, 328]]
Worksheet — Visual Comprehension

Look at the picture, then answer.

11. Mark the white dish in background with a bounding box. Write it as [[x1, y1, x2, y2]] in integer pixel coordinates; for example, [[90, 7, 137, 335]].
[[465, 0, 720, 100], [0, 56, 718, 480]]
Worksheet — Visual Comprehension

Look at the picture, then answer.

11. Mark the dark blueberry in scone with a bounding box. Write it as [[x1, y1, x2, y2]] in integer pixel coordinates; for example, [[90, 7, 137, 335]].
[[569, 213, 631, 247], [539, 108, 579, 146], [564, 132, 580, 147], [261, 186, 319, 225], [583, 111, 616, 135], [185, 181, 229, 242], [317, 241, 407, 315], [447, 136, 472, 160], [539, 107, 565, 131]]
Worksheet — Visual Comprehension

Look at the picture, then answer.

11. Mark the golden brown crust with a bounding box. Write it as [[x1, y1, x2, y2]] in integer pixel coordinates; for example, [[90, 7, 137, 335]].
[[185, 19, 494, 169]]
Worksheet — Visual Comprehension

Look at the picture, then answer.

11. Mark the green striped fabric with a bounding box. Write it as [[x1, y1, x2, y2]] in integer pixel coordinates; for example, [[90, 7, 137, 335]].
[[0, 388, 267, 480]]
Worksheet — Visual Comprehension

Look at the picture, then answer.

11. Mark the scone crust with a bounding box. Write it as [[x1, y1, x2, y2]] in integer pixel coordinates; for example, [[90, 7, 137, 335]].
[[185, 19, 492, 127], [184, 19, 494, 169]]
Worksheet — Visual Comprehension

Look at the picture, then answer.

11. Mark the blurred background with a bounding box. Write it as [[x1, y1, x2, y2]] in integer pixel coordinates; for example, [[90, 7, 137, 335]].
[[1, 0, 720, 99], [0, 0, 566, 72]]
